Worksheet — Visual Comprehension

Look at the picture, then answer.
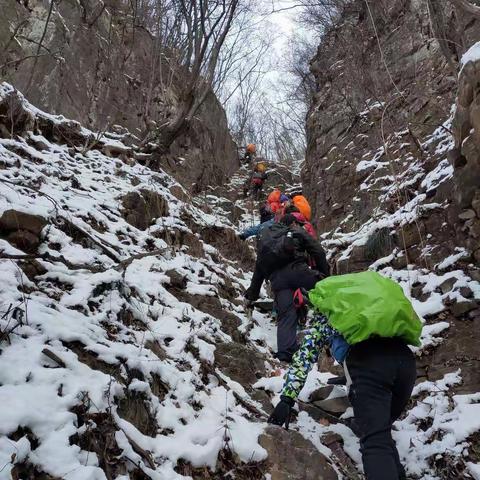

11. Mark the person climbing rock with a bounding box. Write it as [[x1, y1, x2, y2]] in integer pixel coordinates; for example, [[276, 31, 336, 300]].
[[273, 193, 292, 221], [282, 205, 317, 239], [267, 189, 283, 214], [243, 143, 256, 165], [239, 202, 275, 240], [250, 161, 267, 200], [239, 189, 288, 240], [244, 213, 330, 362], [243, 160, 267, 199], [268, 271, 422, 480], [288, 189, 312, 221]]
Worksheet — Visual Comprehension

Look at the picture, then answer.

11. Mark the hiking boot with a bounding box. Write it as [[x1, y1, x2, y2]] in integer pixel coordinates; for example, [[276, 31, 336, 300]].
[[327, 375, 347, 386]]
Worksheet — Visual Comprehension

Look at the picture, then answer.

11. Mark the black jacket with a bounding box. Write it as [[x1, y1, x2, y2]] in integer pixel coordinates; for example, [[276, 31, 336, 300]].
[[245, 224, 330, 301]]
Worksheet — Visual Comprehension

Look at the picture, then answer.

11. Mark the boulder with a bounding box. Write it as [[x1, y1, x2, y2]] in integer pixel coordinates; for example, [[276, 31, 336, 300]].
[[0, 210, 47, 252], [169, 185, 189, 202], [259, 426, 337, 480], [166, 269, 187, 290], [215, 342, 265, 387], [439, 277, 456, 295], [458, 209, 476, 221], [8, 230, 41, 253], [472, 192, 480, 218], [313, 396, 351, 416], [450, 300, 478, 318], [308, 385, 334, 402], [121, 189, 169, 230], [0, 210, 46, 236], [336, 245, 371, 274], [20, 259, 48, 279]]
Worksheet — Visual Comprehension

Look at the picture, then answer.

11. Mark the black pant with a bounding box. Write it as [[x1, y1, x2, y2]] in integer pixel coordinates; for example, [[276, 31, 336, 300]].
[[346, 337, 416, 480], [270, 263, 320, 362]]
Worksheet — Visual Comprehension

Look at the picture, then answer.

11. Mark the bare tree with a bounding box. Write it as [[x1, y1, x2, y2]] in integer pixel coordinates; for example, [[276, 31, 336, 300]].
[[151, 0, 242, 151]]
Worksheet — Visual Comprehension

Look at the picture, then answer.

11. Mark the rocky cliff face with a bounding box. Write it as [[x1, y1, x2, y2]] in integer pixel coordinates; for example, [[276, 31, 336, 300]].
[[0, 0, 238, 191], [304, 1, 480, 477]]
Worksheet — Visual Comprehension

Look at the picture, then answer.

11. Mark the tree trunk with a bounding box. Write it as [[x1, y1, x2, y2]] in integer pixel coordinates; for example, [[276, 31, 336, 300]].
[[155, 95, 195, 151]]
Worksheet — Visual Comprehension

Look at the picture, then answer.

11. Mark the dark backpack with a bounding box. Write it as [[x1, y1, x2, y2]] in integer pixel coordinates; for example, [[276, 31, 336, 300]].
[[257, 223, 295, 277]]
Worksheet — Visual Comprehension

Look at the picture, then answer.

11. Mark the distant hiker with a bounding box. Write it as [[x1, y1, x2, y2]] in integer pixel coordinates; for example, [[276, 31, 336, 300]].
[[251, 161, 267, 198], [243, 143, 256, 164], [244, 213, 330, 362], [243, 160, 268, 199], [268, 271, 422, 480]]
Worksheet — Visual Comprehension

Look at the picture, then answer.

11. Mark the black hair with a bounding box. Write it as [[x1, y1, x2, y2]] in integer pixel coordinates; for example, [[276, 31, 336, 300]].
[[284, 204, 300, 214], [281, 213, 297, 226]]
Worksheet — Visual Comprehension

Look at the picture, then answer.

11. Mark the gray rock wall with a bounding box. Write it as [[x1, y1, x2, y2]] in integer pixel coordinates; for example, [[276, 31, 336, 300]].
[[451, 54, 480, 263], [304, 0, 480, 262]]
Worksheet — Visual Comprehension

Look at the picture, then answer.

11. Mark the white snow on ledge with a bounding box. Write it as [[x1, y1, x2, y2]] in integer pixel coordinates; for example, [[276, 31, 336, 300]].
[[461, 41, 480, 67]]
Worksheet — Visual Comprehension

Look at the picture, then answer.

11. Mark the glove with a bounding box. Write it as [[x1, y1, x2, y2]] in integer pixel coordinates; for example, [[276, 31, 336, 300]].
[[268, 395, 295, 430]]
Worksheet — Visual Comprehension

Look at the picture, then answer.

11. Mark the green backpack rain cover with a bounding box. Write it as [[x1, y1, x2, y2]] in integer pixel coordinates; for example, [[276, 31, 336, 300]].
[[309, 271, 422, 347]]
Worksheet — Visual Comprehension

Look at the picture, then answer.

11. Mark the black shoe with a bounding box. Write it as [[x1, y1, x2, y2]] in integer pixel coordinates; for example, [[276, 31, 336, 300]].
[[274, 351, 293, 363], [327, 375, 347, 386]]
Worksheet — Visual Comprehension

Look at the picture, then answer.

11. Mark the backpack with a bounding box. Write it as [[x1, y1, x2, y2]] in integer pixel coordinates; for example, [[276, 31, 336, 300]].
[[257, 223, 295, 277], [303, 222, 317, 239], [309, 271, 422, 346], [292, 195, 312, 221], [256, 162, 266, 173], [251, 171, 265, 185]]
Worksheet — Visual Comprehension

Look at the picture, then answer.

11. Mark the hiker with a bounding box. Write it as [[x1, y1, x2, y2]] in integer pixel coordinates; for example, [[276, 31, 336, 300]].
[[244, 213, 330, 362], [267, 189, 283, 214], [282, 205, 317, 239], [243, 143, 256, 164], [239, 189, 285, 240], [268, 271, 421, 480], [250, 161, 267, 199], [288, 189, 312, 221], [239, 203, 275, 240], [243, 160, 267, 199]]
